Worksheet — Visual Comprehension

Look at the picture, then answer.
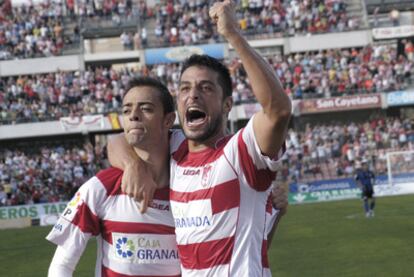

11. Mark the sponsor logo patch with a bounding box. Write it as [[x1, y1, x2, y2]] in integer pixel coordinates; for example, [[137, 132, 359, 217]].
[[112, 233, 179, 264], [171, 199, 213, 229], [62, 192, 83, 222]]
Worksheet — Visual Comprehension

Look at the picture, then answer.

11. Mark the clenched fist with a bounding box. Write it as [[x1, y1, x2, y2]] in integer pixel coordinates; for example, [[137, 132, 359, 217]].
[[209, 0, 240, 39], [271, 184, 288, 216]]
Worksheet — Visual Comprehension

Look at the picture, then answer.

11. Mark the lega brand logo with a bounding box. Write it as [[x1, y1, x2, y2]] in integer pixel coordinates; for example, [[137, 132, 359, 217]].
[[147, 201, 170, 211], [183, 169, 200, 176], [115, 237, 135, 259]]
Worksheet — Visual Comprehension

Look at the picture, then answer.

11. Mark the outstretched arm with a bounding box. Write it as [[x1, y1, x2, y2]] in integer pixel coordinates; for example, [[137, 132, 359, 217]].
[[107, 134, 157, 212], [209, 0, 291, 158]]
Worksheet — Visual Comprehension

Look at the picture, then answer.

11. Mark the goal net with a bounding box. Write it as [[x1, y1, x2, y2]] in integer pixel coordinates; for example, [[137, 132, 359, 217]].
[[386, 150, 414, 186]]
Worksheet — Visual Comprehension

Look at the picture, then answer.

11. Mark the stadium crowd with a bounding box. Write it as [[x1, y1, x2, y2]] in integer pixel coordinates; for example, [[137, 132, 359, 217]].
[[1, 116, 413, 206], [282, 117, 414, 183], [2, 44, 413, 124], [67, 0, 147, 19], [0, 67, 130, 124], [232, 44, 414, 102], [0, 1, 70, 60], [0, 0, 150, 60], [1, 0, 358, 59], [141, 0, 356, 46], [0, 143, 107, 206]]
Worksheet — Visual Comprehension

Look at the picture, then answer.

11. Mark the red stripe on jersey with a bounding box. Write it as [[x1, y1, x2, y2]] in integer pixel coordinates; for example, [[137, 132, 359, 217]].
[[96, 168, 169, 201], [96, 167, 123, 196], [102, 265, 181, 277], [177, 236, 234, 270], [170, 179, 240, 214], [266, 194, 273, 214], [262, 239, 269, 268], [172, 137, 232, 167], [72, 202, 100, 236], [101, 220, 175, 244], [153, 186, 170, 201], [237, 129, 276, 191]]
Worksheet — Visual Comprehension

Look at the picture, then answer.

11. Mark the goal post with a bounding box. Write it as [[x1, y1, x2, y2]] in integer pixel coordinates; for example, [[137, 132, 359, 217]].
[[386, 150, 414, 186]]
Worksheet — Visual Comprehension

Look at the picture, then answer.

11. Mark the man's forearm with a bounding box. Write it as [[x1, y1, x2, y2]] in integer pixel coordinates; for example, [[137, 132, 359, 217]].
[[226, 32, 291, 118], [107, 133, 139, 170], [107, 134, 156, 208]]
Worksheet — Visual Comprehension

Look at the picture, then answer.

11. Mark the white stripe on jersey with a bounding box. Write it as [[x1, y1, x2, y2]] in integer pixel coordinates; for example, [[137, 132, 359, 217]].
[[171, 156, 237, 193], [182, 264, 230, 277], [263, 267, 272, 277], [172, 206, 238, 245], [101, 194, 174, 226]]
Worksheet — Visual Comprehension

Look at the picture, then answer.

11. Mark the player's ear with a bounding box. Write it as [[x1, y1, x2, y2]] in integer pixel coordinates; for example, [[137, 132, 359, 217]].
[[223, 96, 233, 114], [164, 112, 176, 129]]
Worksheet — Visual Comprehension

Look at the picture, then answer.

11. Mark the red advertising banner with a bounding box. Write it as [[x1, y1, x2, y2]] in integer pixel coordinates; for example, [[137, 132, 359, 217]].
[[299, 94, 382, 114]]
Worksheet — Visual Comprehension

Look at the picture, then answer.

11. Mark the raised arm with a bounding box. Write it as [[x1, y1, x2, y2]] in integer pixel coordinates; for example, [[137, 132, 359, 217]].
[[209, 0, 291, 157], [107, 134, 157, 212]]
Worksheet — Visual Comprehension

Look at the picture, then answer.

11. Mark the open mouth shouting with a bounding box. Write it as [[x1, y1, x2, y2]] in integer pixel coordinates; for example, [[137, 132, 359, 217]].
[[186, 106, 207, 128]]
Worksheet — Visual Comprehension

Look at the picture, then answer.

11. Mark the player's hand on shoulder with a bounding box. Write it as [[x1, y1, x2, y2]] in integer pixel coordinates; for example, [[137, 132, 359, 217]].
[[122, 159, 157, 213], [272, 184, 288, 216]]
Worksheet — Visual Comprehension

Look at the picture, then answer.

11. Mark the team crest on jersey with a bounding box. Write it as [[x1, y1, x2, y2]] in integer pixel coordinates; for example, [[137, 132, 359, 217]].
[[62, 191, 83, 222], [201, 165, 212, 187]]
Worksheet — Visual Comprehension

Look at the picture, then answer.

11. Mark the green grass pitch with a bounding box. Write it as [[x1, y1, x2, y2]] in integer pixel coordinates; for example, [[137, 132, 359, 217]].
[[1, 194, 413, 277]]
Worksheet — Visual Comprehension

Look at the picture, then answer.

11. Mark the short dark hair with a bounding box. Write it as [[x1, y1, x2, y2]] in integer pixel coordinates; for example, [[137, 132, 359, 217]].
[[180, 54, 232, 98], [124, 77, 174, 114]]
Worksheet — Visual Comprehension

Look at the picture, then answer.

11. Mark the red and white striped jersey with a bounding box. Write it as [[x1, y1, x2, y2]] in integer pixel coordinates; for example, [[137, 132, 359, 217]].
[[46, 167, 181, 277], [169, 118, 284, 277]]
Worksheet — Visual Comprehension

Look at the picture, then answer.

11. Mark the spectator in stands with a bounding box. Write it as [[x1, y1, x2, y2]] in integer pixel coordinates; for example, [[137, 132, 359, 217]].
[[0, 184, 6, 206], [389, 7, 400, 26]]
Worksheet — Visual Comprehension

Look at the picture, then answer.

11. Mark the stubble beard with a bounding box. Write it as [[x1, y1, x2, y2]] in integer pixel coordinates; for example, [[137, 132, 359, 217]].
[[181, 114, 223, 143]]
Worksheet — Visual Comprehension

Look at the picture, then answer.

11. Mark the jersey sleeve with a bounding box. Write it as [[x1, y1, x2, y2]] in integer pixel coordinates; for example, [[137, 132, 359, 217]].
[[48, 246, 80, 277], [224, 116, 286, 191], [46, 175, 107, 258]]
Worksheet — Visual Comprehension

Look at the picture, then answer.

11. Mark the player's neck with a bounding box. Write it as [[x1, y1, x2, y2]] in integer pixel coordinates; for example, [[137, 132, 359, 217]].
[[188, 129, 227, 152], [133, 143, 170, 188]]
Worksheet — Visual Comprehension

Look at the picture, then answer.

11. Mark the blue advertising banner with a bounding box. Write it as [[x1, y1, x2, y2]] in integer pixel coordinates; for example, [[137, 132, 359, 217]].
[[144, 44, 226, 65], [289, 172, 414, 193], [290, 178, 357, 193], [387, 90, 414, 106], [288, 173, 414, 204]]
